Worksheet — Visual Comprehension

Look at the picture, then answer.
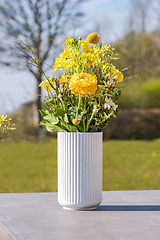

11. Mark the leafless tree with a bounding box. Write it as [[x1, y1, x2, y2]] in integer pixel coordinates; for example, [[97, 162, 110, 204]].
[[129, 0, 151, 58], [0, 0, 85, 134]]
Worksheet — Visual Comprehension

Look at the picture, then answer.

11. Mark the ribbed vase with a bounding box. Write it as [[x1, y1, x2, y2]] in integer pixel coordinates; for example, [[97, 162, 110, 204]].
[[57, 132, 102, 210]]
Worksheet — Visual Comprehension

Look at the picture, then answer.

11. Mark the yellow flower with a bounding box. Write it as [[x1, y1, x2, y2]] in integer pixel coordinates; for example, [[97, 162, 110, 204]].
[[69, 73, 97, 97], [64, 37, 72, 45], [59, 74, 69, 85], [114, 70, 123, 83], [53, 58, 61, 71], [72, 119, 81, 125], [79, 52, 98, 69], [52, 47, 75, 71], [87, 33, 99, 44], [79, 40, 93, 53], [108, 66, 124, 83], [0, 115, 7, 124], [39, 78, 54, 92], [68, 72, 72, 78], [60, 47, 72, 59]]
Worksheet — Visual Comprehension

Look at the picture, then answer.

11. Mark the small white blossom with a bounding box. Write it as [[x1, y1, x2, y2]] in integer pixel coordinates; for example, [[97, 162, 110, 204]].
[[109, 74, 113, 83], [104, 97, 117, 111], [93, 103, 97, 113], [113, 105, 117, 111]]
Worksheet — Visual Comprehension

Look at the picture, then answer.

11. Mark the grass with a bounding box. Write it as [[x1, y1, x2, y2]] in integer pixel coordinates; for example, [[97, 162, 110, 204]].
[[0, 138, 160, 193], [103, 139, 160, 190]]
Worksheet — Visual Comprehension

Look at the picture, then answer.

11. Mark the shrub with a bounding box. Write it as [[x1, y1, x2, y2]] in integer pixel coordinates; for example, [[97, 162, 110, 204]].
[[117, 77, 160, 108]]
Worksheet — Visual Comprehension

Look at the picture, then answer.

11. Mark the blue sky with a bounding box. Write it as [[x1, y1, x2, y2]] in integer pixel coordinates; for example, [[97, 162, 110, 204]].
[[0, 0, 157, 115]]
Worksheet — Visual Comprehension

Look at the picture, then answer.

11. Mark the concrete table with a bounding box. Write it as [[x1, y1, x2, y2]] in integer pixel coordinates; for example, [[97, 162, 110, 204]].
[[0, 190, 160, 240]]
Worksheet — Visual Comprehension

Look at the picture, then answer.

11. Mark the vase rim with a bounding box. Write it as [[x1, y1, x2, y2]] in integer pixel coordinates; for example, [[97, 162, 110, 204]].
[[58, 132, 102, 134]]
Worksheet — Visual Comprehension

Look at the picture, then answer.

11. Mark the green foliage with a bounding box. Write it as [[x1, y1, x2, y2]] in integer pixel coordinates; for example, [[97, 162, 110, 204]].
[[0, 115, 16, 133], [39, 109, 79, 132], [0, 138, 160, 193], [40, 110, 59, 124], [59, 120, 78, 132], [117, 77, 160, 108]]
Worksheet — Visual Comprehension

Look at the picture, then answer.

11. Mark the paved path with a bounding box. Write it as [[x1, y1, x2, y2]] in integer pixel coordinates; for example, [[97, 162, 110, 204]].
[[0, 190, 160, 240]]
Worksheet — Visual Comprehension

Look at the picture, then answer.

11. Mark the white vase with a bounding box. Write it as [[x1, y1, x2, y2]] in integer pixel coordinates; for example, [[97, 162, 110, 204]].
[[57, 132, 102, 210]]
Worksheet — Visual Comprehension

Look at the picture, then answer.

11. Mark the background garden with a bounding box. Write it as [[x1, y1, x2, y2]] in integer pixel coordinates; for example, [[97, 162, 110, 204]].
[[0, 0, 160, 193]]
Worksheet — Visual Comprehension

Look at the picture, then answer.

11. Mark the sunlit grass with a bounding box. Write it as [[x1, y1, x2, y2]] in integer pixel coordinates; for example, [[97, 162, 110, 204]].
[[0, 139, 57, 193], [0, 138, 160, 193], [103, 139, 160, 190]]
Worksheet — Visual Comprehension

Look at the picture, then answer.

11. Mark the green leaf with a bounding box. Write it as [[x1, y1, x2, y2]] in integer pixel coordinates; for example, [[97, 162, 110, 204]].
[[77, 124, 84, 132], [39, 119, 49, 127], [55, 108, 65, 118], [55, 108, 69, 123], [39, 120, 65, 132], [45, 114, 59, 124], [39, 110, 48, 117], [46, 124, 66, 132], [60, 120, 79, 132], [44, 113, 59, 125], [40, 110, 59, 124]]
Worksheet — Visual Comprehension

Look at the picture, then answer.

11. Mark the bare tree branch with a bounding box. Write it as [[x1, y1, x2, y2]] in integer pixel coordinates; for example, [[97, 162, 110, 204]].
[[0, 0, 85, 133]]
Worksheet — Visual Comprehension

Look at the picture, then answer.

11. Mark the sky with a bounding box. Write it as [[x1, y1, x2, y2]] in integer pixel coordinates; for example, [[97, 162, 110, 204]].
[[0, 0, 157, 115]]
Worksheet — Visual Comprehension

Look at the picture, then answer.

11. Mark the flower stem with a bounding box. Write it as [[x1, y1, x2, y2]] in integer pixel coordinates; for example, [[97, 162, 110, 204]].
[[78, 96, 82, 109], [86, 112, 95, 132], [59, 95, 65, 111], [83, 117, 86, 132]]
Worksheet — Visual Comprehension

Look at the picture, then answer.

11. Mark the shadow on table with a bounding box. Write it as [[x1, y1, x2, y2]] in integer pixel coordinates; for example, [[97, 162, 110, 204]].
[[97, 205, 160, 211]]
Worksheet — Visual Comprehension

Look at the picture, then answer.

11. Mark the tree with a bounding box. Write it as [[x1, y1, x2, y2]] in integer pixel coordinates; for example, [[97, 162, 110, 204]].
[[129, 0, 151, 58], [0, 0, 85, 135], [112, 0, 159, 78]]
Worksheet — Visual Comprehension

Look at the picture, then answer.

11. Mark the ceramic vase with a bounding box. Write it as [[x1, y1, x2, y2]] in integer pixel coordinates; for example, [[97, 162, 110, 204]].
[[57, 132, 102, 210]]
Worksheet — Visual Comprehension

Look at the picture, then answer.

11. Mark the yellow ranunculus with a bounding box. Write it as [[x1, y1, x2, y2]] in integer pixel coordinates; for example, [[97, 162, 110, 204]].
[[69, 73, 97, 97], [87, 33, 99, 44]]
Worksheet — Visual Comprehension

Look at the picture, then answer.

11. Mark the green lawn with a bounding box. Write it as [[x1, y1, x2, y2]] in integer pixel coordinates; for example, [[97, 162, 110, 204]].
[[0, 138, 160, 193]]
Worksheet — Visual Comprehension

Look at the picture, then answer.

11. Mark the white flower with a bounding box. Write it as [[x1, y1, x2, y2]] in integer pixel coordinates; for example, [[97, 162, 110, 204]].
[[113, 104, 117, 111], [93, 108, 97, 113], [108, 74, 113, 83], [104, 97, 117, 111], [93, 103, 97, 113]]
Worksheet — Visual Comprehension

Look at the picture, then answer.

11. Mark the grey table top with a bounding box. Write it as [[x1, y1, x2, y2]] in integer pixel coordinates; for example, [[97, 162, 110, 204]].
[[0, 190, 160, 240]]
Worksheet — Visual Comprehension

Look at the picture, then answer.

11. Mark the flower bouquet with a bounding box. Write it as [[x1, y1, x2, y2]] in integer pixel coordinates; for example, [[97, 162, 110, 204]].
[[19, 32, 125, 210], [39, 33, 124, 133]]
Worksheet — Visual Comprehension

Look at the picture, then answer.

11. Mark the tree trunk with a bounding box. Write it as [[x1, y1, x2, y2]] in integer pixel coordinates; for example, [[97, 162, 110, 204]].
[[35, 72, 45, 136]]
